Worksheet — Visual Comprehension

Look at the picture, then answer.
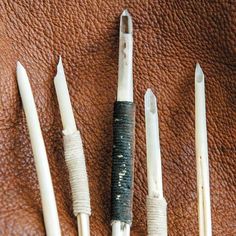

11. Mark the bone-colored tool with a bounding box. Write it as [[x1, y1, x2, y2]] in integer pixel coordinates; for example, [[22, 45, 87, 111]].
[[195, 63, 212, 236], [145, 89, 167, 236], [17, 62, 61, 236], [111, 9, 134, 236], [54, 57, 91, 236]]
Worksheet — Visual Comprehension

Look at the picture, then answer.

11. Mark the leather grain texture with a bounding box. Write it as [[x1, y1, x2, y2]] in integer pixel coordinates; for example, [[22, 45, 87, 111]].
[[0, 0, 236, 235]]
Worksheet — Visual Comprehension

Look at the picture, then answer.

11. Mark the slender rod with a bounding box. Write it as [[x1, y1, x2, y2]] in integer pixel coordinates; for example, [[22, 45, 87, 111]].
[[117, 9, 133, 103], [17, 62, 61, 236], [195, 63, 212, 236], [145, 89, 167, 236], [54, 57, 77, 135], [145, 89, 163, 198], [112, 9, 133, 236], [54, 57, 90, 236]]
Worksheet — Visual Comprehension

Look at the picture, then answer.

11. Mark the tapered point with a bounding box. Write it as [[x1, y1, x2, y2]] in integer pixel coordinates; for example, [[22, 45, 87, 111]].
[[16, 61, 27, 80], [195, 63, 204, 83], [57, 56, 63, 70], [17, 61, 24, 72], [54, 56, 65, 83], [121, 9, 130, 16], [145, 89, 157, 114], [120, 9, 132, 34]]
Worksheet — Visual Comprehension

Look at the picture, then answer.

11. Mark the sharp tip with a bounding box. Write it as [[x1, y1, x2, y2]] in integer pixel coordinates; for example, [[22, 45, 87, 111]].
[[54, 56, 65, 83], [56, 56, 63, 73], [145, 88, 154, 97], [120, 9, 132, 34], [17, 61, 24, 70], [121, 9, 130, 16], [195, 62, 201, 72], [16, 61, 29, 84], [145, 89, 157, 113], [57, 55, 63, 67], [16, 61, 27, 76], [195, 63, 204, 82]]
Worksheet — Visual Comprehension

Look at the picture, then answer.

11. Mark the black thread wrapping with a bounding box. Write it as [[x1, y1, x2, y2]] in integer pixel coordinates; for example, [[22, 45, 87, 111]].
[[111, 101, 135, 224]]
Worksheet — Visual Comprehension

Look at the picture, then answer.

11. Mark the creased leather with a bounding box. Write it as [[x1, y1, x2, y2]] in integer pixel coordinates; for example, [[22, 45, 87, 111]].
[[0, 1, 236, 235]]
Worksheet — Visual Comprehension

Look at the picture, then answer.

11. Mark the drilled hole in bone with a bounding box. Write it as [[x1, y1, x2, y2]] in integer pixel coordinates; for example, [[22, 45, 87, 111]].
[[122, 16, 129, 33], [123, 42, 127, 58]]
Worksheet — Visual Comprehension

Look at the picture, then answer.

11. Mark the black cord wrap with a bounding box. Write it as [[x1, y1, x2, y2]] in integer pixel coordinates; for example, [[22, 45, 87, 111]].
[[111, 101, 135, 225]]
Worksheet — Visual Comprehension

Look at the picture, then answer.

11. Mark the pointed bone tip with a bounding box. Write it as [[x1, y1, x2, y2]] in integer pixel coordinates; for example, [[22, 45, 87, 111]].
[[16, 61, 24, 71], [121, 9, 130, 16], [195, 63, 204, 83], [145, 88, 154, 99], [16, 61, 27, 79], [195, 62, 202, 73], [121, 9, 132, 21], [145, 89, 157, 114], [120, 9, 132, 34], [57, 56, 63, 68], [54, 56, 65, 83]]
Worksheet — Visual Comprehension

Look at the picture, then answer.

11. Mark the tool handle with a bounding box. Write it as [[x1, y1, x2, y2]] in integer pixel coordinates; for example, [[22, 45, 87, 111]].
[[146, 196, 167, 236], [64, 130, 91, 216], [111, 101, 135, 225]]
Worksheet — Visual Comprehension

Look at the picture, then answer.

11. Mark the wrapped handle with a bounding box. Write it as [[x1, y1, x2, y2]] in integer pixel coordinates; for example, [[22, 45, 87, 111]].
[[146, 196, 167, 236], [64, 130, 91, 216], [111, 101, 135, 225]]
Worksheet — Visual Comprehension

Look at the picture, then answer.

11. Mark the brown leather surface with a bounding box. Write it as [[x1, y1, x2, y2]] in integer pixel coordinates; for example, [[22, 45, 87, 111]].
[[0, 1, 236, 235]]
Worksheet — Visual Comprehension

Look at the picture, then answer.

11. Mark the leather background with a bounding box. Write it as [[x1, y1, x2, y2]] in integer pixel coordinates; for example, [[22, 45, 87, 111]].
[[0, 0, 236, 235]]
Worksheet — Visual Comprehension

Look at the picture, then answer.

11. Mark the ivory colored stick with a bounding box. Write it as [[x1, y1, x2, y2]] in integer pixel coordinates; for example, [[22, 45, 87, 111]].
[[195, 63, 212, 236], [77, 213, 90, 236], [112, 222, 130, 236], [117, 9, 133, 103], [54, 57, 90, 236], [145, 89, 163, 198], [17, 62, 61, 236], [54, 57, 77, 135], [112, 9, 133, 236]]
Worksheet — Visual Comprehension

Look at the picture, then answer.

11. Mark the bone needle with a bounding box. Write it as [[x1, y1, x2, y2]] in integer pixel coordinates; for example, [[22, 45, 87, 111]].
[[111, 9, 135, 236], [54, 57, 91, 236], [145, 89, 167, 236], [17, 62, 61, 236], [195, 63, 212, 236]]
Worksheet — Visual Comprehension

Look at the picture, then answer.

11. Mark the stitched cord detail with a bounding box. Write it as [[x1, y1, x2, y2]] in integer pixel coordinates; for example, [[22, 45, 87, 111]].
[[146, 196, 167, 236], [64, 131, 91, 216], [111, 101, 135, 225]]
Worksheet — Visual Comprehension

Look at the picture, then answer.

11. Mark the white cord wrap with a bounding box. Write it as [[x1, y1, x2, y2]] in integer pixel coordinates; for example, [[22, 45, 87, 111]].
[[63, 130, 91, 216], [146, 196, 167, 236]]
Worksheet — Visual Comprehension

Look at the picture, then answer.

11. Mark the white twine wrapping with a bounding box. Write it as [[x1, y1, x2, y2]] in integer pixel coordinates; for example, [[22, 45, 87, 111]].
[[63, 130, 91, 216], [146, 196, 167, 236]]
